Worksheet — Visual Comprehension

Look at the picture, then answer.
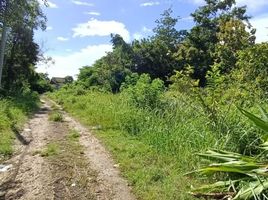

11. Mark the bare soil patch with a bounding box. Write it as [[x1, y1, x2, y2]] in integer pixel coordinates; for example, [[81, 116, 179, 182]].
[[0, 99, 135, 200]]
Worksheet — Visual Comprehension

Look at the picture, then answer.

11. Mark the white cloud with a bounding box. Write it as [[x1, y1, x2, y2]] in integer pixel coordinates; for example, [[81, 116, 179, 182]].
[[47, 1, 58, 8], [57, 37, 69, 41], [140, 1, 160, 7], [188, 0, 203, 4], [180, 16, 193, 21], [72, 19, 130, 42], [142, 26, 152, 33], [251, 14, 268, 43], [133, 26, 153, 40], [84, 11, 101, 16], [46, 26, 53, 31], [36, 44, 113, 78], [72, 0, 94, 6], [133, 33, 143, 40]]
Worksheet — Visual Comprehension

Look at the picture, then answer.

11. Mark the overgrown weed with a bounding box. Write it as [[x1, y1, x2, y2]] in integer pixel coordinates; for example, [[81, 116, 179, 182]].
[[40, 142, 59, 157], [49, 111, 63, 122], [0, 93, 39, 158]]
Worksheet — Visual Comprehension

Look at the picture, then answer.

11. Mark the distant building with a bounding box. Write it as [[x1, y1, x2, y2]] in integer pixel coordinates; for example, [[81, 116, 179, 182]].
[[50, 76, 73, 89]]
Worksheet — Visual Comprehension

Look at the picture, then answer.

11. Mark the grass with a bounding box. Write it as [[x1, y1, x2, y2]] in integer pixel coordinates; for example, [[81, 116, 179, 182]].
[[0, 93, 39, 159], [48, 89, 258, 199], [49, 111, 64, 122], [68, 129, 80, 141], [40, 142, 60, 157]]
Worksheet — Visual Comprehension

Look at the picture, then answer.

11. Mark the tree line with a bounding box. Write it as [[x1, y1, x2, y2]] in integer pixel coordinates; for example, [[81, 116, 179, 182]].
[[77, 0, 267, 98], [0, 0, 52, 95]]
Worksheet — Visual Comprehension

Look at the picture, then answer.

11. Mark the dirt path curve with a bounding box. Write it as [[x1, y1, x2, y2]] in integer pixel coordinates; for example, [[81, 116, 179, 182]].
[[0, 99, 135, 200]]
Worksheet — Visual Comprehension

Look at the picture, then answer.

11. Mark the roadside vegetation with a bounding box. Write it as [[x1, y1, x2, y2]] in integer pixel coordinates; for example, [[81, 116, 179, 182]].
[[1, 0, 268, 199], [50, 0, 268, 199], [49, 111, 64, 122], [49, 76, 265, 199], [0, 92, 39, 159], [0, 1, 52, 159]]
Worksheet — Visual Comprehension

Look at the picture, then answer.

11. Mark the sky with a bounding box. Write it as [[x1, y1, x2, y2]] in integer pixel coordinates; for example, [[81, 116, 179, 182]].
[[35, 0, 268, 78]]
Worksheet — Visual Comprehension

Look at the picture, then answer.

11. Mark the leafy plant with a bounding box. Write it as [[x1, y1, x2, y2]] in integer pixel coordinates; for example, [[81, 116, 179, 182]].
[[122, 73, 165, 109], [191, 107, 268, 199]]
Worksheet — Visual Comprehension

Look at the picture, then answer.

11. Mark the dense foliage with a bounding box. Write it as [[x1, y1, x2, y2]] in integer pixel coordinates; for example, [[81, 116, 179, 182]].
[[0, 0, 51, 94], [58, 0, 268, 199], [1, 0, 268, 199], [77, 0, 260, 92], [0, 91, 39, 159], [0, 1, 48, 158]]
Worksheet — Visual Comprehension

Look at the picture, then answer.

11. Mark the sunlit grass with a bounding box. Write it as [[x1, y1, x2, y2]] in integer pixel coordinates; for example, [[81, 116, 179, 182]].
[[48, 88, 258, 199], [0, 95, 39, 158], [40, 142, 59, 157], [49, 111, 64, 122]]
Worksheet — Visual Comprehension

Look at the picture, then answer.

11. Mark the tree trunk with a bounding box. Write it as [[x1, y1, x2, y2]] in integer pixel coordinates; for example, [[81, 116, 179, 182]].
[[0, 20, 8, 88]]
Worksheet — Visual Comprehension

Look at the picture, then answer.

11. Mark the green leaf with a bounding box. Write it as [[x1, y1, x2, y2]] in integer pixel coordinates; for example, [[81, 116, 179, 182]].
[[191, 180, 240, 193], [238, 107, 268, 134], [258, 105, 268, 122], [234, 179, 268, 200]]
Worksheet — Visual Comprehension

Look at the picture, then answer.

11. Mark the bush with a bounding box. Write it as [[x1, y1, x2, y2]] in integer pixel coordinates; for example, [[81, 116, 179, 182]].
[[235, 43, 268, 98], [122, 74, 165, 109]]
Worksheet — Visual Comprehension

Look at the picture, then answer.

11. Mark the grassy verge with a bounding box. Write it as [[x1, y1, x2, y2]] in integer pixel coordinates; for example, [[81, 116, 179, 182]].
[[0, 93, 39, 159], [48, 89, 256, 199]]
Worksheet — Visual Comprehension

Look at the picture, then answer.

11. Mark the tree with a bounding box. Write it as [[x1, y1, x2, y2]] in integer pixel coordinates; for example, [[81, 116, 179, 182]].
[[77, 35, 132, 93], [234, 43, 268, 97], [110, 34, 134, 71], [213, 18, 255, 73], [132, 38, 176, 81], [30, 72, 53, 94], [153, 8, 186, 52], [132, 8, 186, 83], [3, 23, 40, 91], [0, 0, 46, 88], [175, 0, 251, 86]]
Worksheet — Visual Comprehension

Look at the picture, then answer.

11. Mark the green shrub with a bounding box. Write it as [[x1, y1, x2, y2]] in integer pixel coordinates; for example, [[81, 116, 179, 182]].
[[235, 43, 268, 98], [122, 74, 165, 109]]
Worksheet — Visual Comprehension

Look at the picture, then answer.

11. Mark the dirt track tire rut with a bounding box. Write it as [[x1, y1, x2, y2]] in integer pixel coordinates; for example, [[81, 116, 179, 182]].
[[0, 99, 135, 200]]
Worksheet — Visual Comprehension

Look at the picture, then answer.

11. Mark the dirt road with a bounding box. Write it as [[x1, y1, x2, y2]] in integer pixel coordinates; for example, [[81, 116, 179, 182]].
[[0, 99, 135, 200]]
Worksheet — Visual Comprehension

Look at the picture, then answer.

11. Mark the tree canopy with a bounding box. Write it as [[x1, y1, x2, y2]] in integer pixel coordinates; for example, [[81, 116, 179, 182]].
[[0, 0, 47, 93]]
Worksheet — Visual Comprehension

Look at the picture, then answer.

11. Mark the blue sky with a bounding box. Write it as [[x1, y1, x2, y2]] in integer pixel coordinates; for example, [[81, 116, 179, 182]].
[[35, 0, 268, 78]]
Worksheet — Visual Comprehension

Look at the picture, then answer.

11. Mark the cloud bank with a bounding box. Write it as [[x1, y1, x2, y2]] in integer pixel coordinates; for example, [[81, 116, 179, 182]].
[[72, 19, 130, 42]]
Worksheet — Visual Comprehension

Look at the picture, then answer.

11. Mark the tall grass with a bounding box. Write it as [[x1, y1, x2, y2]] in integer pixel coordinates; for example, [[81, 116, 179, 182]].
[[49, 85, 260, 199], [191, 107, 268, 199], [0, 93, 39, 158]]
